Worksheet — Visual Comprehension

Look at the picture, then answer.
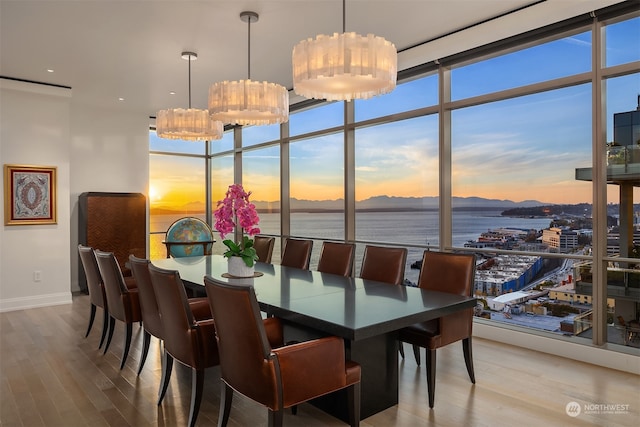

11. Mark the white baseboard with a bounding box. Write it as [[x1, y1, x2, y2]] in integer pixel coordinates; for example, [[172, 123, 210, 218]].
[[474, 321, 640, 375], [0, 292, 72, 312]]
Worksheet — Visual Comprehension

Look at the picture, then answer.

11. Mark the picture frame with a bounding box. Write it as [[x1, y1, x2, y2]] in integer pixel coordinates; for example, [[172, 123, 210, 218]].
[[4, 164, 57, 225]]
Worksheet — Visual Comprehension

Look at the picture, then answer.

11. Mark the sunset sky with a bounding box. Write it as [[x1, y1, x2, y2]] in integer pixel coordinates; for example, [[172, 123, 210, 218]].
[[149, 18, 639, 210]]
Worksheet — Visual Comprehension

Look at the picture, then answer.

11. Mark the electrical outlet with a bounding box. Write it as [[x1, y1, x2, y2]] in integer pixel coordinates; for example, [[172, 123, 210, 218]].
[[33, 270, 41, 282]]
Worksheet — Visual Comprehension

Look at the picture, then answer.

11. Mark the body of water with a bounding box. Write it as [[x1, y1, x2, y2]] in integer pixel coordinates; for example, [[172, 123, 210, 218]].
[[151, 209, 553, 284]]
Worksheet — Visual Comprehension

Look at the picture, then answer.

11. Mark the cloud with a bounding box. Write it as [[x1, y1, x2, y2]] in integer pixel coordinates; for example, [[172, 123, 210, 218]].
[[356, 166, 378, 172]]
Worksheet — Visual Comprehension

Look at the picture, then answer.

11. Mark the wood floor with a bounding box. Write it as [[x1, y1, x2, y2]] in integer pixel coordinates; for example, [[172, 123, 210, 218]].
[[1, 294, 638, 427]]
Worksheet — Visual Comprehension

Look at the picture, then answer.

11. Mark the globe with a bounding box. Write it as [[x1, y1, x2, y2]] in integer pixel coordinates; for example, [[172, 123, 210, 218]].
[[165, 217, 215, 258]]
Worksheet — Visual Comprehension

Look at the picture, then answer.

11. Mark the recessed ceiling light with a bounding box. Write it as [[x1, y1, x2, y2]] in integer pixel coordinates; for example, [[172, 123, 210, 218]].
[[169, 91, 176, 95], [47, 69, 54, 73], [118, 97, 125, 101]]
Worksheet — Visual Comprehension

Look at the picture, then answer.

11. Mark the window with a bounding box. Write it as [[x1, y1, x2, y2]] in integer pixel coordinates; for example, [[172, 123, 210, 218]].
[[355, 115, 439, 284], [149, 151, 207, 259], [604, 16, 640, 67], [242, 123, 280, 147], [290, 132, 345, 242], [149, 130, 206, 155], [150, 7, 640, 353], [290, 102, 343, 136], [355, 74, 438, 122], [451, 31, 591, 100], [242, 145, 282, 261]]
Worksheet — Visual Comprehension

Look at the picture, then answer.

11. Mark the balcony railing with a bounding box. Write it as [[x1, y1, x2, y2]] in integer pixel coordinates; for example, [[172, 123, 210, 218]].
[[575, 263, 640, 301], [575, 144, 640, 183]]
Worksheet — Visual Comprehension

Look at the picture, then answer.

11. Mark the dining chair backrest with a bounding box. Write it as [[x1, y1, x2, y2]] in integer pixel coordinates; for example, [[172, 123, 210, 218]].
[[359, 245, 407, 286], [204, 276, 275, 402], [95, 250, 135, 322], [254, 235, 276, 263], [203, 274, 360, 423], [147, 264, 200, 365], [281, 238, 313, 270], [418, 251, 476, 297], [398, 249, 477, 408], [149, 264, 219, 427], [129, 255, 163, 339], [78, 244, 105, 309], [317, 242, 355, 277]]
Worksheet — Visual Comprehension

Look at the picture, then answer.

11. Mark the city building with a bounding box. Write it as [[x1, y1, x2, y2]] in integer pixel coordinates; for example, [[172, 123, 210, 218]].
[[474, 254, 543, 296], [542, 227, 579, 251]]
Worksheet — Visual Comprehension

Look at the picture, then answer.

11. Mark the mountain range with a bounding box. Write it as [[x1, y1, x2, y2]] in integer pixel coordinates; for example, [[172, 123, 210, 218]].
[[151, 196, 550, 214]]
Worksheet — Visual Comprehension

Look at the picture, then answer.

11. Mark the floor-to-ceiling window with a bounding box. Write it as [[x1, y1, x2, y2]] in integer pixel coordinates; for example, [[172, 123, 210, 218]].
[[601, 14, 640, 347], [149, 132, 210, 259], [150, 5, 640, 352]]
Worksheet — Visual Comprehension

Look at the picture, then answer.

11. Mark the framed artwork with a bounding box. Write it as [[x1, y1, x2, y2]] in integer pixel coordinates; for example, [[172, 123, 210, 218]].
[[4, 164, 57, 225]]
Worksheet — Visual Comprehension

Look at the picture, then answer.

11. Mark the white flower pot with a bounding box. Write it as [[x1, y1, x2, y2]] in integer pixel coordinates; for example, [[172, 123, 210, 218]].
[[227, 256, 255, 278]]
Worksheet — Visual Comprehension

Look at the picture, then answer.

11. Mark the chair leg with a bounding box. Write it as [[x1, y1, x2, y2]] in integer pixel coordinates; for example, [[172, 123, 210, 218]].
[[463, 337, 476, 384], [426, 349, 436, 408], [120, 322, 133, 370], [103, 316, 116, 354], [218, 381, 233, 427], [412, 344, 421, 366], [398, 341, 405, 359], [99, 308, 109, 349], [348, 381, 361, 427], [188, 368, 204, 427], [267, 409, 284, 427], [85, 303, 96, 338], [158, 352, 173, 405], [137, 330, 151, 375]]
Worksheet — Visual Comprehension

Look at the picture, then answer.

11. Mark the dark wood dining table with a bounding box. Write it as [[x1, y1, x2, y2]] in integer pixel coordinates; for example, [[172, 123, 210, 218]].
[[151, 255, 477, 421]]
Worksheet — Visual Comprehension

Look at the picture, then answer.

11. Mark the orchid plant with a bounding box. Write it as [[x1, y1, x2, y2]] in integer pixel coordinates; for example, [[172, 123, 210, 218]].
[[214, 184, 261, 267]]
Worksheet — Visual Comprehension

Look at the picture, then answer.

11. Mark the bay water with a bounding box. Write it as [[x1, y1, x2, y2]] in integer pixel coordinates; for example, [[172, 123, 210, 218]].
[[151, 209, 552, 284]]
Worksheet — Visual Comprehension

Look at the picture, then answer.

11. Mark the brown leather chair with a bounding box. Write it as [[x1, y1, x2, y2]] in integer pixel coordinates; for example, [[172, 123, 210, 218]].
[[78, 245, 110, 349], [317, 241, 355, 277], [94, 250, 142, 370], [280, 238, 313, 270], [128, 255, 212, 375], [204, 276, 361, 427], [148, 264, 219, 427], [254, 235, 276, 263], [398, 250, 477, 408], [359, 245, 407, 286], [359, 245, 408, 357]]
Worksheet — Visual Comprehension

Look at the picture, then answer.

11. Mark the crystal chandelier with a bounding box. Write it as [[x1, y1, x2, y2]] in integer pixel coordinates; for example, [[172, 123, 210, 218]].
[[208, 11, 289, 126], [156, 52, 223, 141], [292, 0, 397, 102]]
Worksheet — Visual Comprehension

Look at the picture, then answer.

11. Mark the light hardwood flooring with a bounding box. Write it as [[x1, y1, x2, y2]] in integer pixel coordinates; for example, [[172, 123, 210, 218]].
[[1, 294, 638, 427]]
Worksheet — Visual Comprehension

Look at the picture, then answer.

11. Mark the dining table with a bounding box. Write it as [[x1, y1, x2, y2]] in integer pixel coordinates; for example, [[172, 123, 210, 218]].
[[151, 254, 477, 421]]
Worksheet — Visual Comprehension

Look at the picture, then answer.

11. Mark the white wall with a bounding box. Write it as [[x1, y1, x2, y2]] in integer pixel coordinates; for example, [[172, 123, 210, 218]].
[[0, 78, 149, 310], [0, 79, 72, 311], [69, 104, 149, 292]]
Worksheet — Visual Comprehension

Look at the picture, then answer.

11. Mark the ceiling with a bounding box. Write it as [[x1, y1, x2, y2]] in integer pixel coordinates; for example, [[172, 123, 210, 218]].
[[0, 1, 624, 118]]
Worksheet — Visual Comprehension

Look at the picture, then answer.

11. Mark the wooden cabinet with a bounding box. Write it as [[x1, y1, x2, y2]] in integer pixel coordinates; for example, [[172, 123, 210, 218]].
[[78, 192, 146, 292]]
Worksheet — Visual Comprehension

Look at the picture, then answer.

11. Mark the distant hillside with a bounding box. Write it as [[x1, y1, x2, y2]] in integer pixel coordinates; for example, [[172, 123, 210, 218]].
[[152, 196, 550, 214], [290, 195, 548, 211], [501, 203, 592, 217], [502, 203, 637, 218]]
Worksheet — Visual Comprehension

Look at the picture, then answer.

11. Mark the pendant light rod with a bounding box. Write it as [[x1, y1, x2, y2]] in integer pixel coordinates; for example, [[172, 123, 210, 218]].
[[181, 51, 197, 108], [240, 11, 258, 80], [342, 0, 346, 33]]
